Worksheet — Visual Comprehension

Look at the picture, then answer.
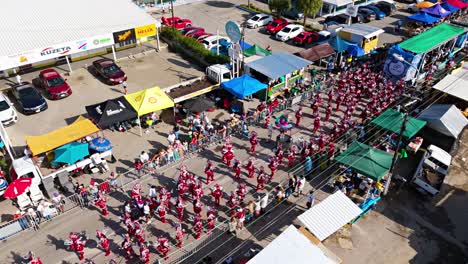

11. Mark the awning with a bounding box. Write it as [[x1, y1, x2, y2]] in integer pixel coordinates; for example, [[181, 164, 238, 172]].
[[335, 142, 393, 181], [26, 116, 99, 156], [421, 3, 451, 17], [247, 226, 337, 264], [85, 96, 138, 128], [447, 0, 468, 8], [298, 191, 362, 241], [221, 74, 268, 99], [329, 36, 350, 53], [54, 142, 89, 165], [297, 44, 336, 62], [246, 52, 312, 79], [433, 62, 468, 102], [124, 86, 174, 116], [418, 104, 468, 138], [441, 2, 460, 12], [371, 109, 427, 138], [399, 23, 466, 54], [243, 45, 271, 57], [407, 12, 441, 24]]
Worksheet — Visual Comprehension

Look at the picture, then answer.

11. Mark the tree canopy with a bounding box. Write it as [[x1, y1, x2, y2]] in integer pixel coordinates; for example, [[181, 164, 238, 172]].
[[296, 0, 323, 25], [268, 0, 292, 17]]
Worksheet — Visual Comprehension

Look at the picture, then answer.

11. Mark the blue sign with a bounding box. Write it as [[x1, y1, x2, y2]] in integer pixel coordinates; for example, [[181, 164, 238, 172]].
[[225, 21, 241, 43]]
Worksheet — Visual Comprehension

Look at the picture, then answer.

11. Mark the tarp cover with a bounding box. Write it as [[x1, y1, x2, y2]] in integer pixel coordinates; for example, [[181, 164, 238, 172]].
[[399, 23, 466, 54], [297, 44, 336, 62], [221, 74, 268, 99], [54, 142, 89, 164], [418, 104, 468, 138], [246, 52, 311, 79], [371, 109, 427, 138], [421, 3, 451, 17], [243, 44, 271, 57], [447, 0, 468, 8], [85, 97, 138, 128], [298, 191, 362, 241], [26, 116, 99, 156], [335, 142, 393, 181], [433, 62, 468, 102], [124, 86, 174, 116], [407, 12, 441, 24], [247, 226, 337, 264], [441, 2, 460, 12]]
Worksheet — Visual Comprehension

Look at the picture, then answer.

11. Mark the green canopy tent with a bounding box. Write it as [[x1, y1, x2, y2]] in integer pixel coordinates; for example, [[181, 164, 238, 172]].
[[335, 142, 393, 181], [371, 109, 427, 138], [243, 45, 272, 57]]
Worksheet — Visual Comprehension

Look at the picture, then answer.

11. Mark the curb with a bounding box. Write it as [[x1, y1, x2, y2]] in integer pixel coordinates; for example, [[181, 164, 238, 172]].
[[236, 5, 259, 15]]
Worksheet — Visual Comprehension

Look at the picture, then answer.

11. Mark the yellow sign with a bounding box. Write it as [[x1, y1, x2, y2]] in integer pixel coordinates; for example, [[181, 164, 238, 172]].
[[135, 24, 157, 39]]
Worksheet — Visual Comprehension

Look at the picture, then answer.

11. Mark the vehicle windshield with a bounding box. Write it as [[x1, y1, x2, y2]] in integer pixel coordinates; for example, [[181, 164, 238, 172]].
[[0, 101, 9, 111], [282, 27, 291, 33], [18, 88, 38, 98], [251, 15, 261, 21], [103, 64, 120, 74], [46, 77, 64, 87], [270, 22, 279, 27]]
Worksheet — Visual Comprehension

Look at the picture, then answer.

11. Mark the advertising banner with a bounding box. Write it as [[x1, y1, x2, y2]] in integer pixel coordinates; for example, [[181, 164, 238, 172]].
[[113, 29, 137, 46], [75, 33, 114, 52], [135, 24, 157, 39], [383, 45, 415, 82]]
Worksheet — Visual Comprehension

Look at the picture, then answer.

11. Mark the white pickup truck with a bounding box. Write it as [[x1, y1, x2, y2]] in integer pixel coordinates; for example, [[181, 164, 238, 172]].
[[411, 145, 452, 196]]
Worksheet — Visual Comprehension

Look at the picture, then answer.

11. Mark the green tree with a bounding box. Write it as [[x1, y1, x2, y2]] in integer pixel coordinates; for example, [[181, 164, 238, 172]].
[[268, 0, 291, 17], [296, 0, 323, 25]]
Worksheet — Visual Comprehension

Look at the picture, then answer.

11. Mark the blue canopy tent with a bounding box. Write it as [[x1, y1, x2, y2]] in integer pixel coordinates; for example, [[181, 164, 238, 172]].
[[221, 74, 268, 99], [441, 2, 460, 12], [407, 12, 441, 24], [347, 44, 365, 57], [422, 3, 451, 17], [329, 36, 350, 53], [239, 40, 253, 50], [53, 142, 89, 165]]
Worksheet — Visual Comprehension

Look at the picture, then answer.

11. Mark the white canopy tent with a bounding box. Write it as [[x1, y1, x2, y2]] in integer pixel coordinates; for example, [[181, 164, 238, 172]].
[[247, 226, 337, 264], [418, 104, 468, 138], [433, 63, 468, 102], [298, 191, 362, 241]]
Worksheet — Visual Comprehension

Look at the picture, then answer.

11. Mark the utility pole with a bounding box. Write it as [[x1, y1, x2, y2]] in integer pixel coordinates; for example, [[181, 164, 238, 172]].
[[383, 111, 408, 195], [171, 0, 175, 29]]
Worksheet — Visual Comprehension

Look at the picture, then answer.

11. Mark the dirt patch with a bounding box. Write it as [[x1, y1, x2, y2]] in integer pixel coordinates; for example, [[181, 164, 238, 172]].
[[167, 78, 217, 99]]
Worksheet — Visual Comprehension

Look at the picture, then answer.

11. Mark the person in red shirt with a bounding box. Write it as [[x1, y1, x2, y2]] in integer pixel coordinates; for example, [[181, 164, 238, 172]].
[[193, 216, 203, 239], [236, 183, 247, 204], [156, 236, 170, 260], [133, 159, 144, 176], [268, 158, 278, 181], [313, 116, 320, 134], [95, 192, 109, 216], [256, 168, 266, 191], [175, 196, 185, 221], [324, 105, 332, 123], [96, 230, 111, 256], [245, 157, 256, 178], [205, 160, 215, 184], [233, 159, 242, 179], [211, 184, 223, 206], [249, 132, 258, 154], [287, 147, 296, 167], [206, 207, 216, 234], [295, 107, 303, 127], [175, 223, 186, 248]]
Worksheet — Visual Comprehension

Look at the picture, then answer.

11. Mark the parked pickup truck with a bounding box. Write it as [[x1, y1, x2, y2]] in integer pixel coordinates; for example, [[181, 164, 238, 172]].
[[411, 145, 452, 196]]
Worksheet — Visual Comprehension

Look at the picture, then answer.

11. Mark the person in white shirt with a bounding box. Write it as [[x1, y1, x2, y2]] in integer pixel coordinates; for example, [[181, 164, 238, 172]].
[[167, 132, 176, 145], [297, 176, 306, 195], [148, 185, 157, 198], [143, 202, 151, 223], [260, 193, 269, 214], [139, 151, 149, 163]]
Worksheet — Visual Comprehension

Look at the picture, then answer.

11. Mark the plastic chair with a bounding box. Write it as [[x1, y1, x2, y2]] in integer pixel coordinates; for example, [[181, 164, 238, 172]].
[[17, 193, 32, 211], [29, 185, 44, 206]]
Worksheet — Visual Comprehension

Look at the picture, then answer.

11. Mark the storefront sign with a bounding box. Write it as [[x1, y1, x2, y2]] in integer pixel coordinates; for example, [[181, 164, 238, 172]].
[[75, 34, 114, 51], [135, 24, 157, 39], [113, 29, 137, 45]]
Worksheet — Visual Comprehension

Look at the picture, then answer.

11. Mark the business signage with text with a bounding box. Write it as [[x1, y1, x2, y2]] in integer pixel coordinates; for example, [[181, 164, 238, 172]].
[[113, 28, 137, 45], [135, 24, 157, 39]]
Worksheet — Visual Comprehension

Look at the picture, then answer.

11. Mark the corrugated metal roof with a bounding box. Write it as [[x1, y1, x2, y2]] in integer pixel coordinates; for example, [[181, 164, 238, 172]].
[[246, 52, 312, 79], [298, 191, 362, 241], [247, 226, 337, 264], [341, 24, 385, 39], [0, 0, 158, 57]]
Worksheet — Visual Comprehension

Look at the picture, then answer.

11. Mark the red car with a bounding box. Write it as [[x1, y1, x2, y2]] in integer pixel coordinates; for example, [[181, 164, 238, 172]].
[[185, 28, 205, 37], [92, 59, 127, 85], [192, 32, 213, 42], [265, 18, 288, 34], [161, 16, 192, 30], [293, 31, 320, 46], [38, 69, 72, 99]]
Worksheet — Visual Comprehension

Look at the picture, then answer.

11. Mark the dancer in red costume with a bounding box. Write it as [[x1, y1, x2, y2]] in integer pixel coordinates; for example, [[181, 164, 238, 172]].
[[96, 230, 111, 256], [256, 167, 266, 191], [193, 215, 203, 239], [156, 203, 167, 223], [139, 242, 150, 264], [121, 234, 134, 260], [175, 223, 186, 248], [287, 146, 296, 167], [233, 159, 242, 179], [295, 107, 302, 127], [175, 196, 185, 221], [205, 160, 215, 184], [249, 131, 258, 154], [227, 191, 239, 217], [156, 236, 170, 260], [268, 158, 278, 181], [275, 145, 284, 166], [245, 157, 256, 178], [206, 206, 216, 233], [211, 184, 223, 206], [313, 116, 320, 134], [236, 183, 247, 204], [25, 251, 42, 264], [95, 191, 109, 216]]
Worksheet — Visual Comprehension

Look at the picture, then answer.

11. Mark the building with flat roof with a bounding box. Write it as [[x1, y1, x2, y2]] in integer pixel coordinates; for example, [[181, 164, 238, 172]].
[[0, 0, 160, 76]]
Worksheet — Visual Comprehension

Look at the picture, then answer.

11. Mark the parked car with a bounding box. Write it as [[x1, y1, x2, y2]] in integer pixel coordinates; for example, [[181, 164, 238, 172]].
[[407, 3, 420, 13], [92, 59, 127, 85], [11, 82, 48, 115], [324, 15, 348, 24], [202, 36, 230, 50], [339, 13, 364, 24], [372, 1, 396, 15], [246, 14, 273, 28], [293, 31, 320, 46], [265, 18, 289, 34], [181, 27, 204, 36], [192, 32, 213, 42], [38, 69, 72, 99], [365, 5, 386, 19], [0, 93, 18, 126], [276, 24, 304, 41], [185, 28, 205, 37], [283, 8, 304, 19], [358, 7, 377, 22], [161, 16, 192, 29]]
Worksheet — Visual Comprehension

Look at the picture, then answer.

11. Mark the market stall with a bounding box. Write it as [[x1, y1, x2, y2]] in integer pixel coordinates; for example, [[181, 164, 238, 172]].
[[432, 62, 468, 102], [298, 191, 362, 241], [221, 74, 268, 99], [26, 116, 100, 156], [418, 104, 468, 139], [124, 86, 174, 135], [407, 12, 441, 25], [245, 52, 311, 99], [85, 97, 138, 129], [337, 24, 385, 54], [335, 142, 393, 182], [371, 109, 427, 138], [297, 43, 336, 65]]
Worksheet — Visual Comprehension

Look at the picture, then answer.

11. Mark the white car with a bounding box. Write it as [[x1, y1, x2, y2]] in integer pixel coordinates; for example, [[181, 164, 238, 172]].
[[276, 24, 304, 41], [407, 4, 420, 13], [0, 93, 18, 126], [246, 14, 273, 28], [202, 36, 230, 50]]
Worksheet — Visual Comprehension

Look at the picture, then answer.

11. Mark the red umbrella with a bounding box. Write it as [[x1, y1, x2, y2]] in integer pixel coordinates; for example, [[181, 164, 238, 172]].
[[3, 178, 32, 199]]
